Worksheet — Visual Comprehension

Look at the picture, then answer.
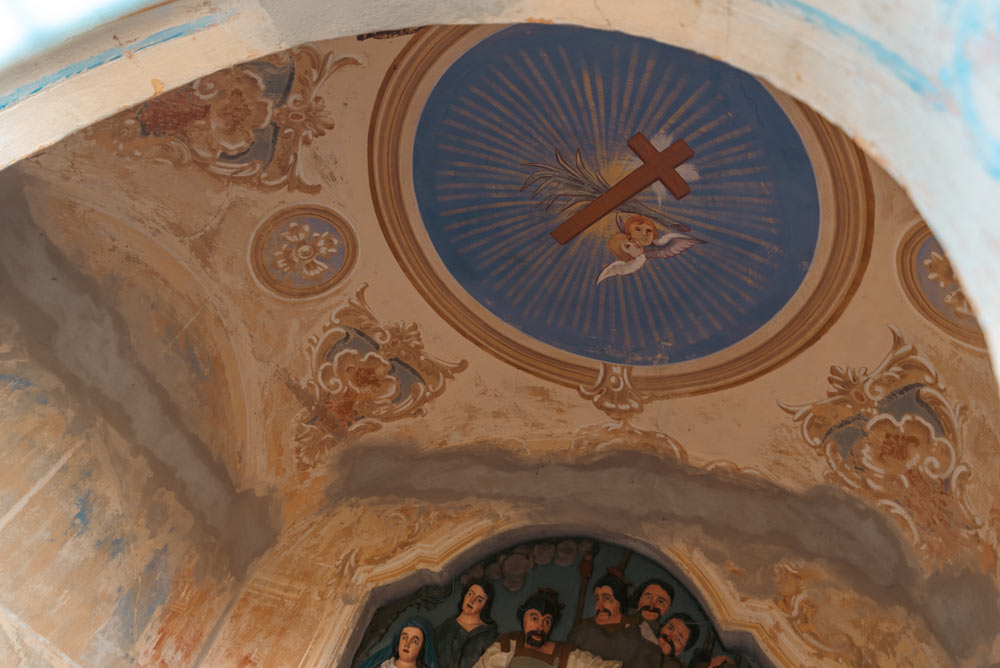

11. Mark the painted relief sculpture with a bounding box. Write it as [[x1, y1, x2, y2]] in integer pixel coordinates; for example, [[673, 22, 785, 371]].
[[780, 327, 989, 568], [354, 539, 748, 668], [89, 45, 360, 192], [360, 617, 439, 668], [293, 285, 467, 469]]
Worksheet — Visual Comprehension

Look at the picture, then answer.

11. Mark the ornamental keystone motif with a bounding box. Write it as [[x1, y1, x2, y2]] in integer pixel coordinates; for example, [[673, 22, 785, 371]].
[[294, 285, 467, 469]]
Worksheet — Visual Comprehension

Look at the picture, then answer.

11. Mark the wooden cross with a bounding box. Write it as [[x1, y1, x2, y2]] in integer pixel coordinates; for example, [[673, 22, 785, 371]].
[[549, 133, 694, 244]]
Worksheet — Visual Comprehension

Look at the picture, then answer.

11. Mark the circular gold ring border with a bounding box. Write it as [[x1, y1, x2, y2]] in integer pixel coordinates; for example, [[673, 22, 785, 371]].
[[370, 25, 875, 396], [249, 204, 359, 299], [897, 221, 986, 348]]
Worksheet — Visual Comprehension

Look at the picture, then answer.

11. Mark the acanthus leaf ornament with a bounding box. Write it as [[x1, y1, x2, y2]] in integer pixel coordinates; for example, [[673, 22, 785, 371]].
[[88, 45, 361, 193], [578, 363, 649, 423], [780, 326, 987, 568], [293, 284, 467, 470]]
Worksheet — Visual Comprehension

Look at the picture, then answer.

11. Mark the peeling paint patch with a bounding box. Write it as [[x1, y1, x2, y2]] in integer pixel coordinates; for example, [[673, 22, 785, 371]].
[[68, 492, 93, 535], [83, 546, 172, 663], [0, 374, 32, 391]]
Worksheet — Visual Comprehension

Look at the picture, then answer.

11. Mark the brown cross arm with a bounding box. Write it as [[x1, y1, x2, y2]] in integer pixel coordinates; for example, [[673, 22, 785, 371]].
[[627, 133, 693, 200], [550, 162, 666, 244]]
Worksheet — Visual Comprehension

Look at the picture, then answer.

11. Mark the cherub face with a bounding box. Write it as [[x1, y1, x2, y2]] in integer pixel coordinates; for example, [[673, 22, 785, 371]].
[[622, 239, 643, 258], [626, 218, 657, 246]]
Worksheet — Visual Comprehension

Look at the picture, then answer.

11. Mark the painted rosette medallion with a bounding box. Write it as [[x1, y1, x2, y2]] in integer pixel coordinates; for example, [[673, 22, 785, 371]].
[[897, 221, 985, 348], [250, 205, 358, 298], [371, 25, 873, 395]]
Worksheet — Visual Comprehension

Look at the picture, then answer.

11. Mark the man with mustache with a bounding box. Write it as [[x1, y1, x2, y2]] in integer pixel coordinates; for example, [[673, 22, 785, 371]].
[[567, 574, 660, 668], [471, 589, 620, 668], [657, 614, 737, 668], [629, 580, 675, 644]]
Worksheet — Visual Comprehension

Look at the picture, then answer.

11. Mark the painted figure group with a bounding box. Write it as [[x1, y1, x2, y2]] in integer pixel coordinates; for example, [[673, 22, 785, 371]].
[[359, 572, 739, 668]]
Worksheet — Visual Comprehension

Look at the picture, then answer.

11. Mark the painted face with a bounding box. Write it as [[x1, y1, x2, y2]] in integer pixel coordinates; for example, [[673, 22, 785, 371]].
[[397, 626, 424, 664], [627, 219, 657, 246], [462, 584, 488, 618], [658, 618, 691, 657], [637, 584, 672, 622], [622, 239, 643, 258], [593, 585, 621, 623], [522, 609, 554, 647]]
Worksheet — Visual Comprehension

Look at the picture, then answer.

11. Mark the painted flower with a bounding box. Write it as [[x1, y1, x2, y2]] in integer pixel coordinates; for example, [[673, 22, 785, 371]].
[[272, 94, 336, 145], [185, 70, 273, 159], [383, 321, 422, 351], [273, 222, 339, 277], [331, 350, 399, 404]]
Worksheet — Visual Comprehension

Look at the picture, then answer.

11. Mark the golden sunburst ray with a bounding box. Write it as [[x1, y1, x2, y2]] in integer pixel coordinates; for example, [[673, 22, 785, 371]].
[[580, 57, 606, 164], [642, 257, 689, 343], [645, 262, 699, 344], [506, 242, 565, 301], [621, 48, 659, 137], [440, 199, 531, 217], [697, 165, 769, 180], [482, 67, 567, 149], [556, 46, 596, 146], [571, 230, 608, 331], [451, 211, 538, 240], [668, 94, 724, 141], [661, 81, 711, 137], [682, 111, 734, 144], [633, 68, 680, 139], [655, 262, 710, 342], [462, 83, 561, 150], [698, 245, 769, 289], [450, 96, 553, 159], [505, 53, 582, 149], [535, 48, 592, 152], [614, 277, 639, 350], [691, 140, 760, 163], [434, 187, 519, 202], [682, 180, 776, 194], [521, 237, 586, 317], [439, 124, 530, 166], [440, 195, 529, 226], [692, 124, 754, 152], [615, 43, 641, 139], [667, 257, 735, 330], [633, 272, 673, 347], [640, 73, 686, 139], [523, 49, 588, 151], [441, 160, 527, 179], [544, 240, 592, 327], [437, 141, 522, 167], [434, 173, 523, 189], [467, 215, 544, 254], [683, 253, 753, 312]]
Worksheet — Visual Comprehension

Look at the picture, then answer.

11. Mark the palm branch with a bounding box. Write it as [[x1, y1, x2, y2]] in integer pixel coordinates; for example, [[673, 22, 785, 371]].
[[521, 149, 684, 228]]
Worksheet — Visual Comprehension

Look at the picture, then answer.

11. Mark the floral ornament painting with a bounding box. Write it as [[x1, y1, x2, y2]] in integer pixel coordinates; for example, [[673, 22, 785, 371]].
[[250, 205, 358, 298], [88, 45, 360, 192], [294, 285, 468, 470]]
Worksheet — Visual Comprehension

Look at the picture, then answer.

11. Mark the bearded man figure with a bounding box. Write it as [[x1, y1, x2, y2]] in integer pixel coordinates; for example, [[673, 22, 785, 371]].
[[567, 574, 660, 668], [471, 589, 620, 668]]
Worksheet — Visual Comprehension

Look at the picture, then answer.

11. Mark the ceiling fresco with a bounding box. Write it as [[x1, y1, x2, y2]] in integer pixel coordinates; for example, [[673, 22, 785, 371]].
[[4, 19, 1000, 668], [372, 25, 874, 396]]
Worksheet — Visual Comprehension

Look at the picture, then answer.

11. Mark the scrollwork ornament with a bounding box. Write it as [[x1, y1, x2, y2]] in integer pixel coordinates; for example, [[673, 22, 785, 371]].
[[780, 326, 988, 568], [293, 285, 467, 469], [578, 363, 649, 422]]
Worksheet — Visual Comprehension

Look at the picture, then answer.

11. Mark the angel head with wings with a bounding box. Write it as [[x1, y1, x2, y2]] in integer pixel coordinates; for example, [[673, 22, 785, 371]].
[[597, 214, 707, 284]]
